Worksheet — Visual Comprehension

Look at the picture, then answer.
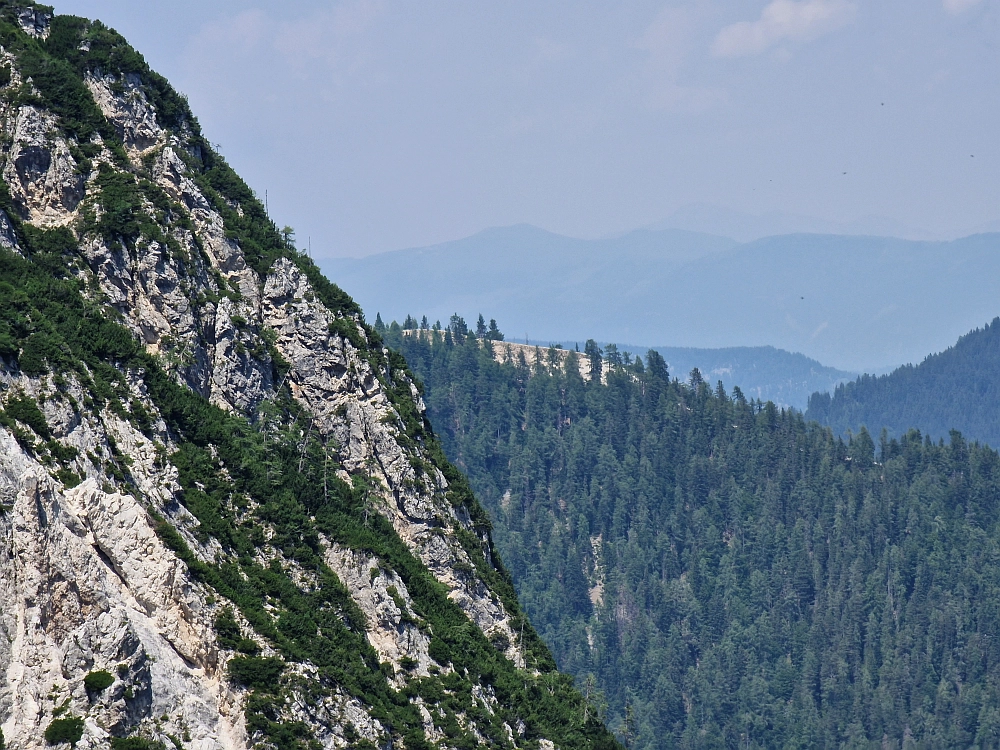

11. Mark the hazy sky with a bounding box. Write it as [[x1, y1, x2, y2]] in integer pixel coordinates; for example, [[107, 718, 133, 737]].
[[54, 1, 999, 258]]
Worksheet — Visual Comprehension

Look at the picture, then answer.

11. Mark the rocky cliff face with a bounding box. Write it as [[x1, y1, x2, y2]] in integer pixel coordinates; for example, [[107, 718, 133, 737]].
[[0, 4, 616, 749]]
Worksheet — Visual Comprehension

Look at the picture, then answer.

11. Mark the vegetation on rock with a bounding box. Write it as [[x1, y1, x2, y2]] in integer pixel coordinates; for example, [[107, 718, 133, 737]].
[[43, 717, 84, 746], [83, 669, 115, 693]]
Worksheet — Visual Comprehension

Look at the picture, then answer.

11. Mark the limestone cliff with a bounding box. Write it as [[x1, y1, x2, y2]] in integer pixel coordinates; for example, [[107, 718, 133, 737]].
[[0, 4, 618, 749]]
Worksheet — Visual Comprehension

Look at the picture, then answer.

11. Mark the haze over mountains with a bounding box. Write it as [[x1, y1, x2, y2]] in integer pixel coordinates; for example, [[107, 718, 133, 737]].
[[649, 202, 1000, 243], [324, 224, 1000, 373], [636, 345, 853, 410]]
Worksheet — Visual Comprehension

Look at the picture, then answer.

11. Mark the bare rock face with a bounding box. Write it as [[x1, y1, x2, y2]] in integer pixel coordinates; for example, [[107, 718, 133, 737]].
[[0, 209, 23, 256], [262, 260, 525, 666], [16, 6, 49, 39], [86, 74, 163, 155], [0, 444, 242, 749], [3, 106, 85, 226]]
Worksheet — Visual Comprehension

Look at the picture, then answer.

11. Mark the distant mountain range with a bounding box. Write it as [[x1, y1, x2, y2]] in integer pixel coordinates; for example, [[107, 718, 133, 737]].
[[647, 202, 1000, 243], [323, 224, 1000, 372], [808, 317, 1000, 448]]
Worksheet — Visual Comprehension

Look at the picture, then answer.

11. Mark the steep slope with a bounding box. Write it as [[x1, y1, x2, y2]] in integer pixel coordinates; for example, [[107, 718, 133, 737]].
[[388, 327, 1000, 750], [0, 4, 618, 749], [808, 317, 1000, 447]]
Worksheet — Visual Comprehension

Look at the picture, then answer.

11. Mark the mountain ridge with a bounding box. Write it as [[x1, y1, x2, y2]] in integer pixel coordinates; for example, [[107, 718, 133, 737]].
[[0, 4, 618, 748]]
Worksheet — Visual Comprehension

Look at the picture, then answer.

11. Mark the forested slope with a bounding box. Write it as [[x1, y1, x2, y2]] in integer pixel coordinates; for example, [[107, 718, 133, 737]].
[[389, 326, 1000, 750], [808, 317, 1000, 447]]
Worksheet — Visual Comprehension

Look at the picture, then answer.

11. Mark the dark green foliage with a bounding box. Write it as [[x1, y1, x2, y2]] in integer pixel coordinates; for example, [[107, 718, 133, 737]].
[[2, 35, 110, 144], [809, 316, 1000, 448], [20, 225, 77, 276], [43, 15, 195, 132], [227, 656, 285, 693], [214, 607, 243, 650], [389, 323, 1000, 749], [54, 467, 81, 488], [428, 636, 451, 665], [83, 669, 114, 693], [2, 392, 49, 438], [89, 164, 144, 242], [44, 716, 84, 746]]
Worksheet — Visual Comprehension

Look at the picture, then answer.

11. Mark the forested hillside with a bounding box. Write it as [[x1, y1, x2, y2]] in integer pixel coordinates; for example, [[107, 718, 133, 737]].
[[808, 317, 1000, 448], [388, 325, 1000, 750]]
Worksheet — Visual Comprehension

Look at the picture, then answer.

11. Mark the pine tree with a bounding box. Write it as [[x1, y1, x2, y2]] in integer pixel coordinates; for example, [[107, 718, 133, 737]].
[[449, 313, 468, 337], [584, 339, 603, 381], [476, 314, 488, 338]]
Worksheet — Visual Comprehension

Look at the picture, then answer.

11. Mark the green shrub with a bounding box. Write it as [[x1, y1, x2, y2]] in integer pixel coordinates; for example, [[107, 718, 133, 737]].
[[428, 637, 451, 666], [399, 656, 418, 671], [227, 656, 284, 693], [213, 607, 242, 650], [3, 392, 50, 438], [44, 716, 84, 746], [236, 638, 260, 655], [83, 669, 115, 693], [18, 332, 58, 375], [54, 468, 82, 488]]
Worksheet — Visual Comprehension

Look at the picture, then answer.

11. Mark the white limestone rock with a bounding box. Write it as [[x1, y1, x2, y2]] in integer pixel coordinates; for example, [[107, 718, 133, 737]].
[[3, 106, 85, 226]]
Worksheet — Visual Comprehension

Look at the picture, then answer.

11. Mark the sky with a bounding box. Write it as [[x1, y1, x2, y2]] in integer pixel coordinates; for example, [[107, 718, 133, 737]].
[[53, 0, 1000, 258]]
